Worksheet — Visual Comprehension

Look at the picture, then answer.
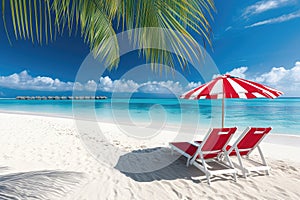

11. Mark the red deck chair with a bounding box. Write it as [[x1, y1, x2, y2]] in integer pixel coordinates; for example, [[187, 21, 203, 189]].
[[226, 127, 272, 178], [170, 127, 237, 185]]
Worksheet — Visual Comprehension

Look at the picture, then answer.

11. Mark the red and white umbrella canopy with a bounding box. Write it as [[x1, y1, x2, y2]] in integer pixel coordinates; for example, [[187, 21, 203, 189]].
[[181, 74, 283, 100], [181, 74, 283, 127]]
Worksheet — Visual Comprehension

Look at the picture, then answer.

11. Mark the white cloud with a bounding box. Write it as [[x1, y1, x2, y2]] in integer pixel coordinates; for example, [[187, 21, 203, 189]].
[[99, 77, 187, 94], [212, 67, 248, 80], [227, 66, 248, 79], [253, 62, 300, 96], [0, 71, 200, 95], [140, 81, 184, 94], [85, 80, 98, 91], [97, 64, 300, 96], [186, 81, 202, 90], [4, 65, 299, 96], [0, 70, 92, 91], [224, 62, 300, 96], [243, 0, 294, 17], [245, 11, 300, 28], [99, 76, 139, 93]]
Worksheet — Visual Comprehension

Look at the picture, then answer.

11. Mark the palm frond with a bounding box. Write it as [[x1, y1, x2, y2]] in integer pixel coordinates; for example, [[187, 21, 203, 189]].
[[115, 0, 215, 71], [4, 0, 52, 44], [1, 0, 12, 44], [51, 0, 120, 68], [1, 0, 215, 71]]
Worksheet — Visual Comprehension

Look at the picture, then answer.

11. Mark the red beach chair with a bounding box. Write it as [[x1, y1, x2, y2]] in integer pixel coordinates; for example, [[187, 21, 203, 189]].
[[226, 127, 272, 178], [170, 127, 237, 184]]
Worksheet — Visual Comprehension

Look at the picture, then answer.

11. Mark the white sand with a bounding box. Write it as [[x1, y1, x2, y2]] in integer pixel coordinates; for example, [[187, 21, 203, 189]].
[[0, 112, 299, 200]]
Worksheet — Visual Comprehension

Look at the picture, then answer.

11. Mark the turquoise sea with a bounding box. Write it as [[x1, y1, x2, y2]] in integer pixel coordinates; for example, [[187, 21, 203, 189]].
[[0, 98, 299, 135]]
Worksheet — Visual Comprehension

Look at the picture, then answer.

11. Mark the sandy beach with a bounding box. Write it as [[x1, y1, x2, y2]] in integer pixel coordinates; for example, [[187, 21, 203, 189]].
[[1, 0, 300, 199], [0, 112, 299, 200]]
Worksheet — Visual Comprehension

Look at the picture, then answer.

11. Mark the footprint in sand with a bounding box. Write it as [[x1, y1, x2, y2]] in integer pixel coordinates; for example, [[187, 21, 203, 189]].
[[240, 192, 256, 199], [248, 180, 260, 192], [289, 166, 298, 172], [171, 188, 183, 199], [274, 185, 286, 193], [184, 196, 192, 200], [232, 182, 245, 190]]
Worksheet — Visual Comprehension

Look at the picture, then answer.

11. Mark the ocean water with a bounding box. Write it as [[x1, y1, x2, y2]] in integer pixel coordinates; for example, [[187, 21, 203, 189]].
[[0, 98, 299, 135]]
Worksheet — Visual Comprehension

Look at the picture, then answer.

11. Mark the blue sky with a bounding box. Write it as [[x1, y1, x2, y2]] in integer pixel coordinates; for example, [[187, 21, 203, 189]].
[[0, 0, 300, 97]]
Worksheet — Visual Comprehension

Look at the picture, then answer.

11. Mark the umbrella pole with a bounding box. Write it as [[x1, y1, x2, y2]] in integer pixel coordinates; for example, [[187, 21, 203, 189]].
[[222, 95, 224, 128], [222, 80, 225, 128]]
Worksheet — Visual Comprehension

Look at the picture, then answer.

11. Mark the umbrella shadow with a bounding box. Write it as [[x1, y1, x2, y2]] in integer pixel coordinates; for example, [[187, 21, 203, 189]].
[[0, 169, 86, 199], [114, 147, 235, 183]]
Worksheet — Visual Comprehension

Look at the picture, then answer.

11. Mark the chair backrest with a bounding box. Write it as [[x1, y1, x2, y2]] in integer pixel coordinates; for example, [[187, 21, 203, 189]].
[[236, 127, 272, 153], [201, 127, 237, 153]]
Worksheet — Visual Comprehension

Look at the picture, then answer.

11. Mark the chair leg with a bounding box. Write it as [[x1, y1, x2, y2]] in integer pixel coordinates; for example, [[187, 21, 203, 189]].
[[200, 157, 212, 185], [223, 153, 237, 182], [186, 157, 191, 167], [233, 172, 237, 182], [224, 153, 234, 168], [257, 146, 267, 165], [206, 174, 211, 185], [257, 146, 270, 176], [235, 150, 247, 178]]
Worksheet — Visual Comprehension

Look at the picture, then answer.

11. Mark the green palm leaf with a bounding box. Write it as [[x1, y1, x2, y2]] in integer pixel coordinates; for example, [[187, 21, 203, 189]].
[[1, 0, 215, 71]]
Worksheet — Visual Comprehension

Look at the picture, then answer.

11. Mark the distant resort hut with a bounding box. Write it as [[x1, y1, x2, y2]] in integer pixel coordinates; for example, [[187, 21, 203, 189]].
[[98, 96, 107, 99], [25, 96, 34, 100], [16, 95, 107, 100], [16, 96, 25, 100]]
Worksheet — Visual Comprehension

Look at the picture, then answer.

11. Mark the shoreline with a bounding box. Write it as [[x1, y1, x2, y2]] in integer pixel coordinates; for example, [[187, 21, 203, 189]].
[[0, 110, 299, 147], [0, 98, 299, 137]]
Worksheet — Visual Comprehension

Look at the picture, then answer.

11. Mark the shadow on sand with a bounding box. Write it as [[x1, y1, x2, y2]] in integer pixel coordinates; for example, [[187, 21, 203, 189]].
[[114, 147, 236, 184], [0, 169, 85, 199]]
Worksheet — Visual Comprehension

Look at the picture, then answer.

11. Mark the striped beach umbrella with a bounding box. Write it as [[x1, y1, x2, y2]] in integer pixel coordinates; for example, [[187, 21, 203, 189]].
[[180, 74, 283, 127]]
